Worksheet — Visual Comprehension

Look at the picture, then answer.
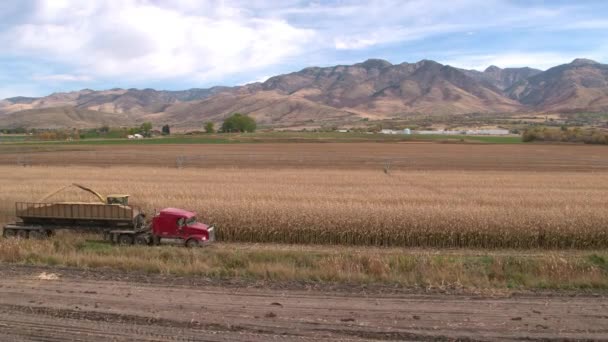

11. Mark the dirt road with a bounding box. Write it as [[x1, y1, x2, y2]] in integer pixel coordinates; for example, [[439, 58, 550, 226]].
[[0, 265, 606, 341]]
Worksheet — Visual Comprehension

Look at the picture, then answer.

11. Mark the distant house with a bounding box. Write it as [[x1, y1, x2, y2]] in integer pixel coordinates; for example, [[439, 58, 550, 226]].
[[337, 129, 348, 133], [380, 128, 411, 135], [133, 134, 144, 139], [127, 135, 135, 139]]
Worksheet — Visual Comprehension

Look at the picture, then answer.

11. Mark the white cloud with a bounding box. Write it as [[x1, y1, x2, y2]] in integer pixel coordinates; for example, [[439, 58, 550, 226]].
[[562, 19, 608, 30], [1, 0, 314, 82], [334, 23, 466, 50], [442, 52, 583, 71], [240, 75, 272, 85], [32, 74, 91, 82]]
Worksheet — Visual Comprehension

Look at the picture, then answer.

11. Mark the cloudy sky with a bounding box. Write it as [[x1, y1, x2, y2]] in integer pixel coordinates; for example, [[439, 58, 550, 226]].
[[1, 0, 607, 98]]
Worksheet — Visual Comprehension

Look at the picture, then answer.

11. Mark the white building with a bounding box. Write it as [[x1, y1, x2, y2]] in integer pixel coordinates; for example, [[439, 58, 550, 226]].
[[413, 130, 463, 135], [380, 128, 411, 135], [413, 129, 510, 136], [465, 129, 510, 135]]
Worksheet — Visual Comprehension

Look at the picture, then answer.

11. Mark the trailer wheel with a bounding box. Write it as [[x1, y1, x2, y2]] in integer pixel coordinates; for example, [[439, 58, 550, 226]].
[[185, 239, 200, 248], [135, 235, 150, 246], [2, 229, 16, 238], [16, 230, 29, 239], [118, 234, 134, 245], [29, 230, 46, 239]]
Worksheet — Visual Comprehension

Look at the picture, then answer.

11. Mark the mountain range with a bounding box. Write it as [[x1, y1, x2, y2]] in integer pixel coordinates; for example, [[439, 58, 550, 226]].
[[1, 58, 607, 129]]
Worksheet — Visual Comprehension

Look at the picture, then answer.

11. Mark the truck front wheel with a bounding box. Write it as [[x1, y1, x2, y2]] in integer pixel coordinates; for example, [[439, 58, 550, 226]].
[[135, 235, 150, 246], [185, 239, 200, 248], [118, 234, 134, 245], [16, 230, 29, 239]]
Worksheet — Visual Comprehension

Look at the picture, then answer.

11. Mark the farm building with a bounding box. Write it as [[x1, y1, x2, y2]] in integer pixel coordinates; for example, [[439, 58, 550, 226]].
[[413, 130, 461, 135], [380, 129, 411, 135], [465, 129, 510, 135], [413, 129, 510, 135]]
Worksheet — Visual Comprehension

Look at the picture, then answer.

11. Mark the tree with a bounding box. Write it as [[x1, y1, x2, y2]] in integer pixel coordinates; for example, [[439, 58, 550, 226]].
[[140, 122, 153, 137], [161, 124, 171, 135], [71, 128, 80, 140], [221, 113, 256, 133], [204, 122, 215, 133]]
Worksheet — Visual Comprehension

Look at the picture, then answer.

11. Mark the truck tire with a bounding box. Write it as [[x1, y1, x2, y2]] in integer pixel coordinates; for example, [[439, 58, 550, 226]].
[[135, 235, 150, 246], [118, 234, 134, 245], [152, 236, 161, 246], [2, 229, 16, 238], [29, 230, 46, 239], [185, 239, 200, 248], [16, 230, 29, 239]]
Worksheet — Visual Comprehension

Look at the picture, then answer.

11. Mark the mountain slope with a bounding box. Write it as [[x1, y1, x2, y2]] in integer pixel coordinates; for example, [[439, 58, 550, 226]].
[[0, 106, 134, 129], [0, 87, 237, 116], [508, 58, 608, 112], [463, 66, 542, 90], [260, 59, 520, 115], [1, 58, 607, 129], [152, 91, 359, 128]]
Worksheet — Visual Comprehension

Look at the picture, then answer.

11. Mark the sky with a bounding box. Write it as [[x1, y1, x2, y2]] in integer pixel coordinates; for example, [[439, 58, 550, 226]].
[[0, 0, 607, 99]]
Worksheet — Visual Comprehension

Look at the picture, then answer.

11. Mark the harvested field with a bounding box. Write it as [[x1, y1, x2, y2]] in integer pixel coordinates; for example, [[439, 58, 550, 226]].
[[1, 165, 607, 248], [2, 264, 607, 341], [1, 142, 608, 171]]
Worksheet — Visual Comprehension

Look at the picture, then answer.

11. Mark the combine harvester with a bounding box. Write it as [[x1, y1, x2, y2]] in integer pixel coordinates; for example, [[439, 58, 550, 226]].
[[2, 184, 214, 247]]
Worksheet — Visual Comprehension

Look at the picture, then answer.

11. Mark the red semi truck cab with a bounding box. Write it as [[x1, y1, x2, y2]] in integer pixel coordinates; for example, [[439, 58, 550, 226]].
[[151, 208, 215, 246]]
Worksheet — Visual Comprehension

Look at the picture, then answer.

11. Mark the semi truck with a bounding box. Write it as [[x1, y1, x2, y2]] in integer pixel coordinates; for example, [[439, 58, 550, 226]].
[[2, 184, 215, 247]]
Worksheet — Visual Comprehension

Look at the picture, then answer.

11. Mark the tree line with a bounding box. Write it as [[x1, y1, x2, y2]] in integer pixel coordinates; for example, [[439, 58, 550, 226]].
[[2, 113, 257, 140], [114, 113, 257, 136], [523, 126, 608, 144]]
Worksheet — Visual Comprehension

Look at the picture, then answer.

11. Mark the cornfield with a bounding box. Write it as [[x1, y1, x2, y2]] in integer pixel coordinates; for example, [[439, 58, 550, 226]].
[[1, 165, 607, 249]]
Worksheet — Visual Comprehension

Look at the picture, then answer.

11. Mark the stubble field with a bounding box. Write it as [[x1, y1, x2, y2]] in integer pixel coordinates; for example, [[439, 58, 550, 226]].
[[1, 142, 608, 171]]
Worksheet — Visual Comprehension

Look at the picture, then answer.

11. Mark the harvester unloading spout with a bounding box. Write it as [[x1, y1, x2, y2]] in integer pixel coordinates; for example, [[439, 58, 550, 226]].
[[38, 183, 106, 203], [71, 184, 106, 203]]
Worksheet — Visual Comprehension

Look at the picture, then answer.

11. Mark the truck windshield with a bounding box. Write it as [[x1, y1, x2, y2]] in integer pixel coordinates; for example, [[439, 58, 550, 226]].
[[186, 217, 197, 225]]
